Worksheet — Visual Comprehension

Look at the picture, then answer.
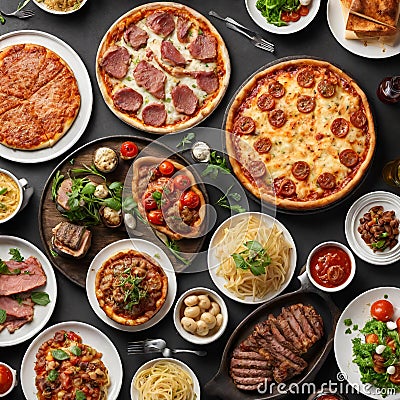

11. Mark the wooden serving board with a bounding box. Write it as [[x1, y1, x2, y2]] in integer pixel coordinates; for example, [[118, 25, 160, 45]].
[[39, 135, 208, 287]]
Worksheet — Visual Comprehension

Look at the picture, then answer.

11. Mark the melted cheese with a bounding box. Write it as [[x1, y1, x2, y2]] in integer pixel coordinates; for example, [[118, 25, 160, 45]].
[[237, 69, 369, 201]]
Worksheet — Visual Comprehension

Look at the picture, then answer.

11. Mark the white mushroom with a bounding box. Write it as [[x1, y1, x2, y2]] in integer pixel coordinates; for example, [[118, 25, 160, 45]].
[[209, 302, 221, 316], [198, 294, 211, 310], [184, 306, 201, 319], [94, 184, 109, 199], [184, 295, 199, 307], [216, 313, 223, 328], [196, 320, 209, 336], [181, 317, 197, 333], [201, 312, 217, 329]]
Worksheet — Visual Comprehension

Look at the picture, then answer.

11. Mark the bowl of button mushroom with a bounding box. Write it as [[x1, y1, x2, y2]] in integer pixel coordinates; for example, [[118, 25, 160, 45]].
[[173, 287, 228, 345]]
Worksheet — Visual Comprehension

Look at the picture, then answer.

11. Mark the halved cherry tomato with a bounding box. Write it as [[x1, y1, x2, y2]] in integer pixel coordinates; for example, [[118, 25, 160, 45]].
[[289, 11, 300, 22], [120, 141, 139, 160], [299, 5, 309, 16], [174, 175, 191, 191], [147, 209, 164, 225], [371, 299, 394, 322], [396, 317, 400, 331], [66, 331, 80, 342], [143, 192, 158, 210], [159, 160, 175, 176], [181, 191, 200, 209], [281, 11, 291, 22], [0, 365, 13, 394]]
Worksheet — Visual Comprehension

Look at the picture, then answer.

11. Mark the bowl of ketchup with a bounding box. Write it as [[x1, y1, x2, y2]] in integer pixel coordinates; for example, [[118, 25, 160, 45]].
[[0, 362, 17, 397], [306, 241, 356, 292]]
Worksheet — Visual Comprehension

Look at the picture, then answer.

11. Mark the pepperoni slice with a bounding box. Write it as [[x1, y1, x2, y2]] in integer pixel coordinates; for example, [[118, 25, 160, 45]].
[[297, 95, 316, 113], [234, 116, 256, 135], [350, 110, 367, 128], [277, 179, 296, 197], [268, 81, 285, 98], [317, 80, 335, 98], [257, 94, 275, 111], [297, 68, 315, 88], [268, 109, 286, 128], [339, 149, 359, 168], [292, 161, 310, 181], [317, 172, 336, 190], [330, 118, 349, 138], [248, 161, 266, 178], [253, 137, 272, 154]]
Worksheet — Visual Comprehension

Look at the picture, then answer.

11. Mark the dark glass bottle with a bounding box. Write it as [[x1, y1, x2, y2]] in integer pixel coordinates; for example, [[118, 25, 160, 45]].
[[377, 76, 400, 104]]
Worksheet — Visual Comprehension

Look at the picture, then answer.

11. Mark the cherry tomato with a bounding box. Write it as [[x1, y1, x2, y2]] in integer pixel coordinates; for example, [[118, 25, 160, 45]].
[[281, 11, 291, 22], [159, 160, 175, 176], [371, 299, 394, 322], [143, 192, 158, 210], [181, 191, 200, 209], [289, 11, 300, 22], [299, 5, 309, 16], [120, 141, 139, 160], [0, 365, 13, 394], [66, 331, 80, 342], [174, 175, 191, 191], [396, 317, 400, 331], [147, 209, 164, 225]]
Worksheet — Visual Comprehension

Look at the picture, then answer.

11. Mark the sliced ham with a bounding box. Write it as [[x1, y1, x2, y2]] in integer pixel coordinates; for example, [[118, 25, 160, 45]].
[[177, 17, 192, 42], [0, 295, 34, 333], [146, 12, 175, 37], [196, 71, 219, 94], [113, 87, 143, 113], [124, 24, 149, 50], [100, 46, 130, 79], [171, 84, 198, 115], [0, 256, 47, 296], [142, 103, 167, 127], [134, 61, 166, 99], [188, 34, 217, 62], [161, 41, 187, 67], [56, 178, 72, 211]]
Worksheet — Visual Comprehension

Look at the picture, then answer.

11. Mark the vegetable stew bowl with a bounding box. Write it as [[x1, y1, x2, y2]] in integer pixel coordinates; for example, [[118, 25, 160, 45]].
[[33, 0, 88, 15]]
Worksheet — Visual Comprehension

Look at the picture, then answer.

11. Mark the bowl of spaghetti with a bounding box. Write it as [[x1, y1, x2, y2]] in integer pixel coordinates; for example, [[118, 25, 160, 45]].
[[0, 169, 26, 224], [208, 212, 297, 304], [131, 358, 200, 400]]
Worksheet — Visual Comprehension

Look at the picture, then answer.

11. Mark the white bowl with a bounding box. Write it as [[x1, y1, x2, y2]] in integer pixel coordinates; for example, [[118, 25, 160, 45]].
[[306, 241, 356, 293], [0, 362, 17, 397], [173, 287, 228, 345], [131, 358, 200, 400], [33, 0, 88, 15]]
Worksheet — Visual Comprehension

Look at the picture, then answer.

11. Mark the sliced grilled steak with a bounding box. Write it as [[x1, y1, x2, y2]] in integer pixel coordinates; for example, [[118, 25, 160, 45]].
[[177, 17, 191, 42], [237, 383, 268, 391], [195, 71, 219, 94], [231, 368, 272, 378], [289, 304, 318, 343], [134, 61, 166, 100], [113, 87, 143, 113], [232, 376, 270, 386], [232, 349, 266, 360], [273, 361, 300, 383], [124, 24, 148, 50], [230, 357, 272, 370], [56, 178, 72, 211], [141, 103, 167, 127], [161, 41, 187, 67], [276, 314, 304, 352], [146, 12, 175, 37], [171, 84, 198, 115], [303, 304, 324, 340], [100, 46, 130, 79], [54, 222, 86, 250], [188, 34, 217, 62], [282, 307, 312, 350]]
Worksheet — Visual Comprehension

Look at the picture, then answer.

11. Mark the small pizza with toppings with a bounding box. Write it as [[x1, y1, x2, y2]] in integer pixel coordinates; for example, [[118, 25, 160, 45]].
[[132, 157, 206, 240], [96, 2, 230, 134], [225, 59, 376, 211]]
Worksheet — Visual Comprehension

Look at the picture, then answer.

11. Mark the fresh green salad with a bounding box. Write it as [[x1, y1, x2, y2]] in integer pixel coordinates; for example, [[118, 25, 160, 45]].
[[352, 319, 400, 396], [256, 0, 302, 27]]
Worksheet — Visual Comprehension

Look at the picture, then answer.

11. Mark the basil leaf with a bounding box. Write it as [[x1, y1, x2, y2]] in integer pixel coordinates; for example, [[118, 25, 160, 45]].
[[232, 253, 246, 270], [47, 369, 59, 382], [102, 197, 121, 211], [81, 183, 96, 195], [51, 349, 69, 361], [109, 181, 122, 190], [31, 292, 50, 306], [76, 390, 86, 400], [250, 263, 266, 276], [244, 241, 264, 258], [0, 309, 6, 324], [69, 345, 82, 356], [9, 248, 24, 262], [0, 188, 7, 195]]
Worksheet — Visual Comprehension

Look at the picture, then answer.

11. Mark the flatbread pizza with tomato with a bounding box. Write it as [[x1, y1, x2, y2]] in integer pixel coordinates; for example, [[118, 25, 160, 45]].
[[132, 157, 206, 240]]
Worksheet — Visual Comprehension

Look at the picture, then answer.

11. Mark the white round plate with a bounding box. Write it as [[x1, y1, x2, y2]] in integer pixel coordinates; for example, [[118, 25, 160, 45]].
[[208, 211, 297, 304], [345, 191, 400, 265], [327, 0, 400, 58], [86, 238, 177, 332], [33, 0, 88, 14], [21, 321, 123, 400], [0, 235, 57, 347], [245, 0, 321, 34], [0, 30, 92, 163], [335, 287, 400, 399], [130, 357, 200, 400]]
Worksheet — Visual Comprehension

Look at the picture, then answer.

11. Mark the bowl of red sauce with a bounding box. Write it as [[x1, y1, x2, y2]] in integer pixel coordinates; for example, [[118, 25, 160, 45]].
[[0, 362, 17, 397], [306, 241, 356, 292]]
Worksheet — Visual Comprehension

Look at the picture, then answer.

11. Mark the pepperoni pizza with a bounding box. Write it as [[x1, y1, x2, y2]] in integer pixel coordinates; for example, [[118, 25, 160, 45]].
[[0, 44, 80, 150], [96, 2, 230, 134], [225, 59, 376, 211]]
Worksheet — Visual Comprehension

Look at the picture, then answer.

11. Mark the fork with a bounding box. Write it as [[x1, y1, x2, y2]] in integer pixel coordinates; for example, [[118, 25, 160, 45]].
[[209, 10, 274, 53], [0, 8, 35, 18], [127, 338, 207, 357]]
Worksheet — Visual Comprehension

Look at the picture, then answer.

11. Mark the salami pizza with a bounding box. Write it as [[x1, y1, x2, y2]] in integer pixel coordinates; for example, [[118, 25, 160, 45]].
[[96, 2, 230, 134], [0, 44, 80, 150], [132, 157, 206, 240], [225, 59, 376, 211]]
